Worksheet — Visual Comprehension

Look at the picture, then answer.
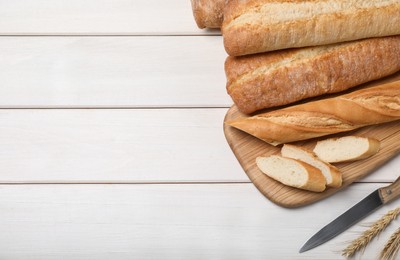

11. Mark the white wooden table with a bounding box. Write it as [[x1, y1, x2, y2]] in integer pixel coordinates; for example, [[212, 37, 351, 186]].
[[1, 1, 399, 259]]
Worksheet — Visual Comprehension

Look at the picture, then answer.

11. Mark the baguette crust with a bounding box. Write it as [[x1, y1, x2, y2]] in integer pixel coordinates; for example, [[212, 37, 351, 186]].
[[191, 0, 227, 29], [222, 0, 400, 56], [362, 138, 381, 161], [226, 36, 400, 114], [227, 81, 400, 146]]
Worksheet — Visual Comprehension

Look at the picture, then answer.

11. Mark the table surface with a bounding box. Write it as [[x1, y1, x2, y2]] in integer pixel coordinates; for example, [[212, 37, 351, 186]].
[[1, 1, 400, 259]]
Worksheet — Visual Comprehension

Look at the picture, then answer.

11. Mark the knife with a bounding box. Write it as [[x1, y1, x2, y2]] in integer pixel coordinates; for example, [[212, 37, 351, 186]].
[[300, 176, 400, 253]]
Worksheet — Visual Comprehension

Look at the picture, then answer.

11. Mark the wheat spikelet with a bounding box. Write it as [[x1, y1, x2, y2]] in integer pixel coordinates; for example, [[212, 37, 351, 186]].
[[381, 227, 400, 260], [342, 207, 400, 258]]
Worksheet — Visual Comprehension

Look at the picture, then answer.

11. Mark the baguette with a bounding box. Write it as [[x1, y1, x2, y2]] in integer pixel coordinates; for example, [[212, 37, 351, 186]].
[[313, 136, 381, 163], [225, 36, 400, 114], [222, 0, 400, 56], [191, 0, 227, 29], [227, 81, 400, 146], [281, 144, 342, 188], [256, 155, 326, 192]]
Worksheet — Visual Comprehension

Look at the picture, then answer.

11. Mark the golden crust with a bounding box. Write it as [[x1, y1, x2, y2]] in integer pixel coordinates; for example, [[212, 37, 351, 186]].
[[191, 0, 227, 29], [327, 165, 342, 188], [229, 115, 342, 146], [222, 0, 400, 55], [226, 36, 400, 114], [227, 81, 400, 146]]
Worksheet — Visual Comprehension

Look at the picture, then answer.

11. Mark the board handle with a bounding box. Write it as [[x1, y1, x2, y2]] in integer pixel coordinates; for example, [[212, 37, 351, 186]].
[[379, 176, 400, 204]]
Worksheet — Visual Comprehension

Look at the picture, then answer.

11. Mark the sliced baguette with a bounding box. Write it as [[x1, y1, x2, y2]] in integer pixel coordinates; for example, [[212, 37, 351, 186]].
[[281, 144, 342, 188], [256, 155, 326, 192], [313, 136, 381, 163]]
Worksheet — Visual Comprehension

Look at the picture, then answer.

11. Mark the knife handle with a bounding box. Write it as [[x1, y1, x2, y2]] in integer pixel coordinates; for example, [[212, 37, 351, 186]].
[[379, 176, 400, 204]]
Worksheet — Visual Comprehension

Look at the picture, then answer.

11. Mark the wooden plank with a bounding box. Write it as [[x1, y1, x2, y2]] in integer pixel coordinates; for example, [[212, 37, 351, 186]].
[[0, 183, 397, 259], [0, 108, 397, 183], [0, 36, 229, 108], [0, 108, 242, 182], [0, 0, 220, 35]]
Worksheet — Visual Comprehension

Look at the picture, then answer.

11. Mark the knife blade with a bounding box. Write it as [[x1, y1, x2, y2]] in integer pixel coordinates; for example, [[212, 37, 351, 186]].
[[300, 176, 400, 253]]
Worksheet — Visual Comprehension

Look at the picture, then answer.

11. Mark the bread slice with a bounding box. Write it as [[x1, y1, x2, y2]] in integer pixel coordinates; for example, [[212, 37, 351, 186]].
[[256, 155, 326, 192], [281, 144, 342, 188], [313, 136, 381, 163]]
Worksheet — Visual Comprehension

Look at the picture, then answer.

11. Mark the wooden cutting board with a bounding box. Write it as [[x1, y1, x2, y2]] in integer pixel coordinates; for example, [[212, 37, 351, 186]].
[[224, 75, 400, 208]]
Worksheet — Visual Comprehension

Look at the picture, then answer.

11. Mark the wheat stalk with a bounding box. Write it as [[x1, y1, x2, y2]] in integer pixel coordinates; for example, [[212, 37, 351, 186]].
[[381, 227, 400, 260], [342, 207, 400, 258]]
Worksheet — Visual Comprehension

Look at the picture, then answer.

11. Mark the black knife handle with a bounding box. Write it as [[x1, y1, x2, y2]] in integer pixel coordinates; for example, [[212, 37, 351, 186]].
[[379, 176, 400, 204]]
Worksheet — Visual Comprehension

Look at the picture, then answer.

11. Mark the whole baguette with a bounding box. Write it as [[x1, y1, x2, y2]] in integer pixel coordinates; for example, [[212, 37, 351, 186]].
[[227, 81, 400, 146], [222, 0, 400, 56], [226, 36, 400, 114], [191, 0, 227, 29]]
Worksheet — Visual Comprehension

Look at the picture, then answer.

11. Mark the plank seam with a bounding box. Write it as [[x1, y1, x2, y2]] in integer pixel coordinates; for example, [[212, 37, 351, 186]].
[[0, 181, 388, 185], [0, 34, 222, 37], [0, 106, 232, 110]]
